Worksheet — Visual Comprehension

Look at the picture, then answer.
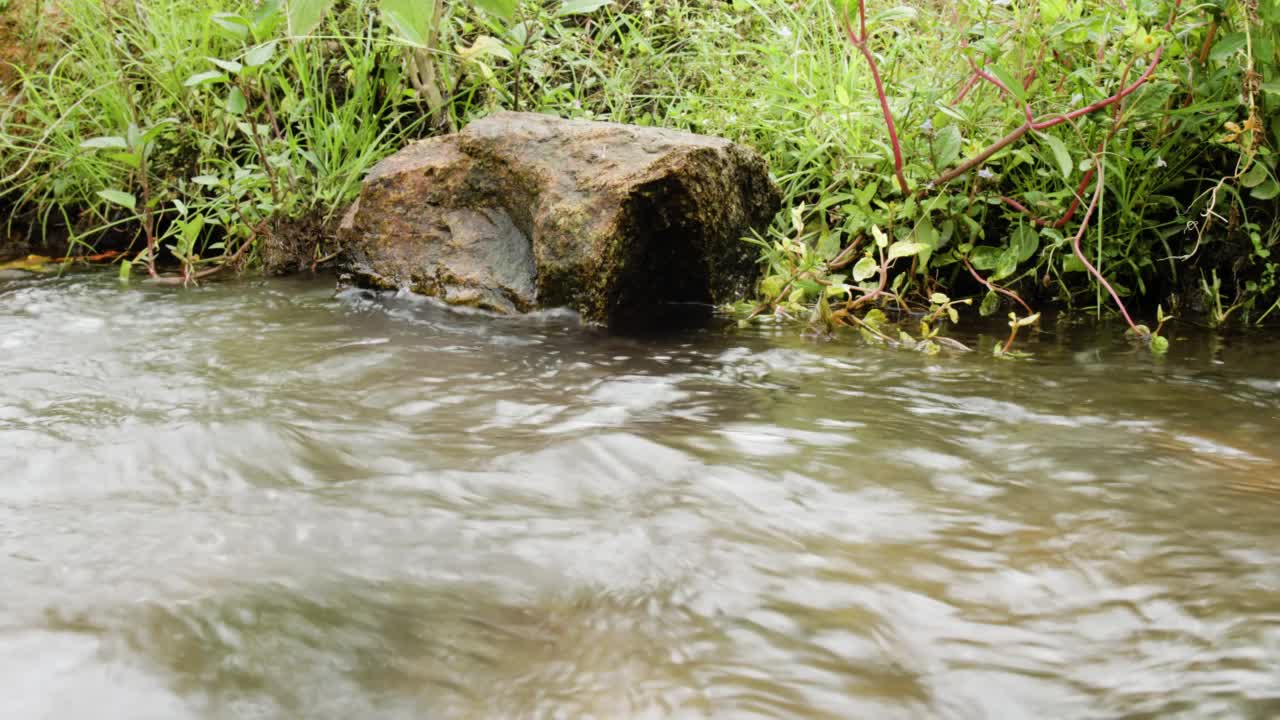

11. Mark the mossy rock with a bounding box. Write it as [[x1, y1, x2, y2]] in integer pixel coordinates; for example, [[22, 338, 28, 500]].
[[338, 111, 780, 326]]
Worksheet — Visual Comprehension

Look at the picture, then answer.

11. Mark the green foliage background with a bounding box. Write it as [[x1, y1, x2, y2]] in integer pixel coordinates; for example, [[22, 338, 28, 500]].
[[0, 0, 1276, 328]]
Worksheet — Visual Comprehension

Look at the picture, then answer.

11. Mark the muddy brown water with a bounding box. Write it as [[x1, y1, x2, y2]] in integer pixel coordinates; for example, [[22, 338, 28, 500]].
[[2, 273, 1279, 719]]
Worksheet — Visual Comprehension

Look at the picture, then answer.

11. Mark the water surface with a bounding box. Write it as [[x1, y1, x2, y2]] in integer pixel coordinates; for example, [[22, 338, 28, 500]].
[[2, 274, 1279, 719]]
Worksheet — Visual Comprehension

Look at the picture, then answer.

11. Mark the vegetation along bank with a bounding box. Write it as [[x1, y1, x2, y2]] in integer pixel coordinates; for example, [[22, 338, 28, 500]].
[[1, 0, 1277, 352]]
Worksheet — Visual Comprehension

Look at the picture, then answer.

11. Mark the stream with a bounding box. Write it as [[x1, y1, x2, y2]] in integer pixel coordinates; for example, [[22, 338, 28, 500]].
[[2, 273, 1279, 719]]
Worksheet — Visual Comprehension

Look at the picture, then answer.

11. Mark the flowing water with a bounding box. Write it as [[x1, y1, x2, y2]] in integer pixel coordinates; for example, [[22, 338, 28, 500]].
[[2, 273, 1279, 720]]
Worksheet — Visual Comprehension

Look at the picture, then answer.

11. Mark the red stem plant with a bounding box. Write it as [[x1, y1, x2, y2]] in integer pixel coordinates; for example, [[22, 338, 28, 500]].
[[841, 0, 1183, 334]]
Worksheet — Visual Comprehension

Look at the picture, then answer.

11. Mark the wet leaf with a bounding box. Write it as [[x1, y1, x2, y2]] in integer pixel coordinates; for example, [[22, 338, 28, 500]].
[[1150, 334, 1170, 354], [930, 292, 949, 305]]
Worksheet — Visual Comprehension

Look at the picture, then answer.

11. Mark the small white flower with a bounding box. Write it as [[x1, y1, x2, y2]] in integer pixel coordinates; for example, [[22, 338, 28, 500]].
[[978, 167, 995, 179], [778, 25, 793, 40], [1070, 93, 1084, 105], [1155, 156, 1167, 168], [925, 181, 936, 191], [921, 118, 934, 133]]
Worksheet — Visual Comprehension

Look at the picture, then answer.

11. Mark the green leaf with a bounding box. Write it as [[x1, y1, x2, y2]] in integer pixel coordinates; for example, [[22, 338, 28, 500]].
[[207, 57, 243, 74], [1263, 80, 1280, 97], [80, 136, 128, 150], [474, 0, 517, 24], [1038, 132, 1073, 180], [118, 259, 132, 283], [456, 35, 513, 63], [816, 231, 842, 261], [96, 189, 136, 210], [979, 289, 999, 316], [969, 245, 1001, 271], [930, 292, 949, 305], [1010, 224, 1039, 263], [284, 0, 334, 36], [252, 0, 283, 31], [990, 65, 1026, 102], [992, 247, 1018, 280], [225, 87, 248, 115], [210, 12, 250, 38], [1251, 177, 1280, 201], [836, 84, 850, 107], [1040, 0, 1069, 24], [192, 174, 222, 186], [1150, 334, 1169, 354], [934, 125, 962, 169], [381, 0, 435, 47], [107, 152, 141, 169], [1208, 32, 1247, 61], [887, 241, 925, 260], [557, 0, 614, 16], [244, 41, 278, 68], [1240, 161, 1268, 188], [184, 70, 227, 87], [852, 256, 878, 282]]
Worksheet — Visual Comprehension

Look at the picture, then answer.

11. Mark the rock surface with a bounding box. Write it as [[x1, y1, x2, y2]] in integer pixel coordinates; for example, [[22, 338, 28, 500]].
[[339, 111, 780, 325]]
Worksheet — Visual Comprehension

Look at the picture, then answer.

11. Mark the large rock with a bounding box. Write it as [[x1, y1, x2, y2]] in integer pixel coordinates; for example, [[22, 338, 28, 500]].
[[338, 111, 780, 326]]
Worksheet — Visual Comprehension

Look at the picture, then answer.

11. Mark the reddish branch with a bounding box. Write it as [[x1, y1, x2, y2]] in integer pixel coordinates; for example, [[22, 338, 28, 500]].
[[842, 1, 910, 195], [963, 258, 1034, 315], [1001, 58, 1136, 228], [1069, 153, 1140, 333]]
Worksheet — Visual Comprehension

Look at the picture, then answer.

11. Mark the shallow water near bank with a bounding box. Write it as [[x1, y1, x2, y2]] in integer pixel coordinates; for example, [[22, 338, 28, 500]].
[[2, 272, 1279, 719]]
